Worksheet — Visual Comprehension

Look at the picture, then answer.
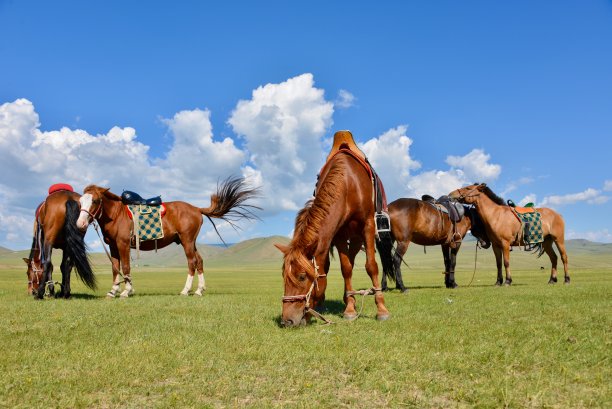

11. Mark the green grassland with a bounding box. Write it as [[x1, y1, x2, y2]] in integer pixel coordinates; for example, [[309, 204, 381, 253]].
[[0, 238, 610, 408]]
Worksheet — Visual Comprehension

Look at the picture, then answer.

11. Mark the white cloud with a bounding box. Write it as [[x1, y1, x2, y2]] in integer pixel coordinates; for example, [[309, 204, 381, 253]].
[[228, 73, 334, 212], [518, 194, 537, 206], [406, 148, 501, 198], [335, 89, 356, 109], [567, 229, 612, 243], [541, 188, 608, 207], [604, 180, 612, 192], [445, 149, 501, 183], [360, 125, 420, 201]]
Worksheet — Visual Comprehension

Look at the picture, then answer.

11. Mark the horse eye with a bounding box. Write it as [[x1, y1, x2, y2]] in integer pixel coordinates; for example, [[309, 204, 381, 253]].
[[298, 273, 307, 282]]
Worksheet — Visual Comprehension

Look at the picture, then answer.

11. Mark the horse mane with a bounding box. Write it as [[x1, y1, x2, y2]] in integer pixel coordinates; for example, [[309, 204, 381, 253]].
[[481, 186, 506, 206], [84, 184, 121, 201], [284, 157, 346, 284]]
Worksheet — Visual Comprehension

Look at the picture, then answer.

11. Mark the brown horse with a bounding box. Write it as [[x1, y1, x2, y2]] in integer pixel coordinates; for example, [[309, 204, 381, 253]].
[[76, 178, 259, 297], [275, 150, 395, 327], [382, 198, 490, 292], [449, 183, 570, 285], [25, 189, 96, 299]]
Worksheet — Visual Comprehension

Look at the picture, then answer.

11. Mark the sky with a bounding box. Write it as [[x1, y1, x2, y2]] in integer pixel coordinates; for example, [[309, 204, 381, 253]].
[[1, 0, 611, 250]]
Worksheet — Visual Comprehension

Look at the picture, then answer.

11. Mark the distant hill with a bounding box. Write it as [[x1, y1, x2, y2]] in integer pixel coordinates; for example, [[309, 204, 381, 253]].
[[0, 246, 13, 256], [210, 235, 291, 265]]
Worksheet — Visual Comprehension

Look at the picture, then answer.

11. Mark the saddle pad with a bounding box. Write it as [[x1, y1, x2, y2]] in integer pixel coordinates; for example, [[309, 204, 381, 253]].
[[517, 211, 543, 244], [514, 206, 536, 214], [126, 204, 165, 242]]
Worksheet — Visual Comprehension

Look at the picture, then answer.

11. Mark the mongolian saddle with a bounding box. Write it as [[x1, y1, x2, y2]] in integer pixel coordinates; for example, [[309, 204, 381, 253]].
[[421, 194, 465, 222], [121, 190, 162, 206]]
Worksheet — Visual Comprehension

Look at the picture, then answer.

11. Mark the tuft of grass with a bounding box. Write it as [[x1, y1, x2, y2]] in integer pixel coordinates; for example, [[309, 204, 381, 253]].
[[0, 244, 610, 408]]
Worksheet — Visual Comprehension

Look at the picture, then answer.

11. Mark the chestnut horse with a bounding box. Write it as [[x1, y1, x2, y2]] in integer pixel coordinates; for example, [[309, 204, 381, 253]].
[[382, 198, 490, 292], [449, 183, 570, 285], [76, 178, 259, 297], [25, 190, 96, 299], [275, 152, 395, 327]]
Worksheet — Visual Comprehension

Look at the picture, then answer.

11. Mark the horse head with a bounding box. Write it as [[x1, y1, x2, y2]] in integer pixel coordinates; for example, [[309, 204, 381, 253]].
[[77, 185, 109, 231], [23, 257, 44, 295], [449, 183, 486, 205], [275, 243, 327, 327]]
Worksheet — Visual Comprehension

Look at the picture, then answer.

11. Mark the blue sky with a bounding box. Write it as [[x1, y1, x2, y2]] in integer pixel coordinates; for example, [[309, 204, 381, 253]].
[[1, 0, 611, 249]]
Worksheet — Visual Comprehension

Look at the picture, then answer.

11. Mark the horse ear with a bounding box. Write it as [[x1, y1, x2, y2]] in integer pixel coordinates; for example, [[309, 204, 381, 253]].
[[274, 243, 290, 254], [22, 258, 30, 265], [479, 183, 487, 188]]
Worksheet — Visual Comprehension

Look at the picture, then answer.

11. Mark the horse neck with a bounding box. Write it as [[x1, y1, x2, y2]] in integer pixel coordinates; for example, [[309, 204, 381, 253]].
[[98, 194, 123, 228], [472, 193, 501, 226]]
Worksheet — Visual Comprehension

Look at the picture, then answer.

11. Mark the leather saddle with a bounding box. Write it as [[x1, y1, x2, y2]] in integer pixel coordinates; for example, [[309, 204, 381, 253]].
[[422, 194, 465, 222], [507, 199, 536, 214], [121, 190, 162, 206]]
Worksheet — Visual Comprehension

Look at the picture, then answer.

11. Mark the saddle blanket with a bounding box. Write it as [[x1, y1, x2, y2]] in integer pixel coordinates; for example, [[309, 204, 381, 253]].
[[516, 210, 543, 245], [126, 204, 165, 242]]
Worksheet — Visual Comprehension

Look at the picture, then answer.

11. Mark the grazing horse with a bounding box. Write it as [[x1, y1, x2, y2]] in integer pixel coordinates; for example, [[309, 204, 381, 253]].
[[76, 178, 259, 297], [275, 148, 395, 327], [25, 189, 96, 299], [449, 183, 570, 285], [382, 198, 491, 292]]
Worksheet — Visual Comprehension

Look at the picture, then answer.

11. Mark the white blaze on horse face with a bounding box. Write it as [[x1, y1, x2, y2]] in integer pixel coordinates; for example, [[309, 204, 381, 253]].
[[77, 193, 94, 230]]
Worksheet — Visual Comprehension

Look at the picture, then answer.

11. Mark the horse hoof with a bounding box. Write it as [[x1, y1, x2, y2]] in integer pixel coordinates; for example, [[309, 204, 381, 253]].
[[400, 288, 409, 294], [564, 277, 571, 284], [377, 313, 390, 321], [343, 313, 358, 321], [180, 291, 189, 296], [495, 281, 503, 287], [504, 280, 512, 286], [548, 277, 558, 284], [194, 289, 204, 296]]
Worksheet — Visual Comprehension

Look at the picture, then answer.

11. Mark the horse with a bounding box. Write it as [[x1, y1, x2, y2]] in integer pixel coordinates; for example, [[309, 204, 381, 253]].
[[24, 188, 97, 299], [382, 198, 491, 292], [449, 183, 570, 285], [275, 141, 395, 327], [76, 178, 259, 297]]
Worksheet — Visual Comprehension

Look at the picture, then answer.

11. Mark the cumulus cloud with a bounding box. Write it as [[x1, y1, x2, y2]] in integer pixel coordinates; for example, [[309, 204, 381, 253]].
[[604, 180, 612, 192], [228, 73, 334, 212], [360, 125, 420, 201], [541, 188, 608, 207], [518, 194, 537, 206], [0, 99, 254, 249], [335, 89, 356, 108], [406, 148, 501, 198]]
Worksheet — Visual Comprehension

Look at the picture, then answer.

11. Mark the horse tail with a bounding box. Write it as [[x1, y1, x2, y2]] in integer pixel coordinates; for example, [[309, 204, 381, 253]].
[[199, 177, 261, 244], [64, 200, 97, 290], [376, 230, 397, 283]]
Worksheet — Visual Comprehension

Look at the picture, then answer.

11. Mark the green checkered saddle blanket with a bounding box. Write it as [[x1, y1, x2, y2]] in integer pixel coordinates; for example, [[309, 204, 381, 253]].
[[516, 211, 543, 245], [127, 204, 164, 242]]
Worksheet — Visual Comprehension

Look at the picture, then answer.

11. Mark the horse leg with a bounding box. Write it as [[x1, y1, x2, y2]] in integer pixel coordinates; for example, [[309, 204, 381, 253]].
[[442, 244, 452, 288], [502, 245, 512, 286], [180, 243, 198, 296], [194, 250, 206, 296], [106, 245, 122, 298], [448, 244, 460, 288], [492, 244, 504, 286], [119, 245, 134, 298], [554, 240, 571, 284], [393, 241, 409, 293], [542, 238, 558, 284], [337, 239, 359, 320], [364, 221, 390, 321], [58, 250, 74, 298], [36, 244, 53, 299]]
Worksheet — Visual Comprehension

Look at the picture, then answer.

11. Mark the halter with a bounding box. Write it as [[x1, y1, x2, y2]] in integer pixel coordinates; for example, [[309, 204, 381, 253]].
[[80, 196, 103, 224], [281, 257, 332, 324], [455, 186, 481, 201]]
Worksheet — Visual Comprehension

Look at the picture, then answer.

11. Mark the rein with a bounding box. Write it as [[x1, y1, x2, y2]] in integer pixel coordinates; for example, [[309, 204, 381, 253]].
[[281, 257, 333, 325], [345, 287, 382, 319]]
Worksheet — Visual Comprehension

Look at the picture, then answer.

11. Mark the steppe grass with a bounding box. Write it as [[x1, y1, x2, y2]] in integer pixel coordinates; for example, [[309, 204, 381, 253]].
[[0, 246, 610, 408]]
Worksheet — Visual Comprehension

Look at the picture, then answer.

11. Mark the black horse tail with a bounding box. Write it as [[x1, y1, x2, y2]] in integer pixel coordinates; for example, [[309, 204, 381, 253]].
[[376, 230, 397, 284], [199, 177, 261, 245], [64, 200, 97, 290]]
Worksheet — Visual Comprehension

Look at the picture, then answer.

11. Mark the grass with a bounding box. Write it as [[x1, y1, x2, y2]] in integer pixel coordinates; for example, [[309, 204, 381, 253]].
[[0, 243, 610, 408]]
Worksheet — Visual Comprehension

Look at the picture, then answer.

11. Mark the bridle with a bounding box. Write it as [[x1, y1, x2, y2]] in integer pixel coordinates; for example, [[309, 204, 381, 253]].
[[281, 257, 332, 324], [454, 185, 482, 202], [80, 195, 103, 224]]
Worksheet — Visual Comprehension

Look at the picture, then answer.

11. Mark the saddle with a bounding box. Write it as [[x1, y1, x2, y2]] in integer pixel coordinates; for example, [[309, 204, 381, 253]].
[[506, 199, 535, 214], [121, 190, 162, 206], [422, 194, 465, 222], [48, 183, 74, 195]]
